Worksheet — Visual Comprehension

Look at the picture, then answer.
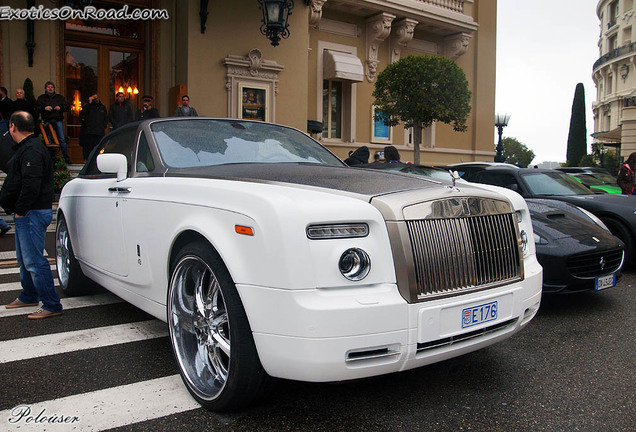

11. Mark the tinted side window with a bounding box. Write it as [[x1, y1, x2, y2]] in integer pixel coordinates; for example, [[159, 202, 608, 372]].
[[136, 132, 155, 173], [474, 172, 518, 189], [81, 129, 137, 176]]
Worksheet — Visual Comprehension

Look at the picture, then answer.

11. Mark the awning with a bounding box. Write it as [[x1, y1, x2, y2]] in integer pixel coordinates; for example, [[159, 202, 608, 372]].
[[591, 126, 621, 142], [324, 50, 364, 82]]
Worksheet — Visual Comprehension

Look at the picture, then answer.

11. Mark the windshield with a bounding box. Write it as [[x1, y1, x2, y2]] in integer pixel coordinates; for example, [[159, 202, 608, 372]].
[[151, 119, 345, 168], [592, 173, 618, 184], [522, 171, 594, 196], [574, 174, 605, 186]]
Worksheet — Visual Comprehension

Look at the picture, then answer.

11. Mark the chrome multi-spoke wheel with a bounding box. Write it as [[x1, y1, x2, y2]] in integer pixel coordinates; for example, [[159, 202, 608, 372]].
[[169, 255, 230, 400], [56, 217, 70, 289], [55, 214, 92, 296], [167, 241, 270, 411]]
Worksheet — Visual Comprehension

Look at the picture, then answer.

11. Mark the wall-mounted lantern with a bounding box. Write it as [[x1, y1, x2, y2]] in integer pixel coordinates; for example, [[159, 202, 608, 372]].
[[257, 0, 296, 47]]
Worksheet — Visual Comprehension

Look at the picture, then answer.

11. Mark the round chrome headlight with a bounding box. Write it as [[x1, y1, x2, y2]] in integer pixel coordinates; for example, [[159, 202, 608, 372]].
[[339, 248, 371, 281]]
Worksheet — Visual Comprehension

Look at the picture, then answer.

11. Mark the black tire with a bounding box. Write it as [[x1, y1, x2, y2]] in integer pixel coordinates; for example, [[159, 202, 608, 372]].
[[167, 240, 270, 411], [602, 217, 634, 268], [55, 213, 95, 296]]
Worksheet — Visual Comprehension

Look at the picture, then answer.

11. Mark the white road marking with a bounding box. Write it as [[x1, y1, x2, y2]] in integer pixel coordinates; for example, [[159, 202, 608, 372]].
[[0, 375, 200, 432], [0, 320, 168, 364], [0, 293, 122, 318], [0, 265, 56, 275], [0, 279, 59, 293]]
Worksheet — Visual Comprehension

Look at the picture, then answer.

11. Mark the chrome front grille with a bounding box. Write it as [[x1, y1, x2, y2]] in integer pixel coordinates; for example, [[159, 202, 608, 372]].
[[406, 213, 522, 298], [566, 248, 624, 278]]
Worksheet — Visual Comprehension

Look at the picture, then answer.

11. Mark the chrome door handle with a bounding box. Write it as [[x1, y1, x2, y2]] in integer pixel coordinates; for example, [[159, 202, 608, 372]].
[[108, 187, 132, 193]]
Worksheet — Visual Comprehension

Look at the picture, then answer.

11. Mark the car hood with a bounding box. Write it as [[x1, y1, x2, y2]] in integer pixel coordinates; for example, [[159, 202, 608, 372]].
[[165, 163, 446, 198], [526, 198, 619, 244]]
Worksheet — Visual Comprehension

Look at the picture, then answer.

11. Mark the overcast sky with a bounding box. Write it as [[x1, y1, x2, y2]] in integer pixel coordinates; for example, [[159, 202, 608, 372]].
[[496, 0, 600, 164]]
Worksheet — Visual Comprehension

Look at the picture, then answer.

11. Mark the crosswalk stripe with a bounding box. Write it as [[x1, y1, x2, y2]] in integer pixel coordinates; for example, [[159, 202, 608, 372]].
[[0, 320, 168, 364], [0, 375, 200, 432], [0, 293, 122, 318], [0, 265, 57, 275], [0, 279, 59, 293]]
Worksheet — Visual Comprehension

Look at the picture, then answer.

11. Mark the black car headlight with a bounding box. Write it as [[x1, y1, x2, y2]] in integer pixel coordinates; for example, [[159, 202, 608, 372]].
[[339, 248, 371, 281], [534, 232, 549, 245]]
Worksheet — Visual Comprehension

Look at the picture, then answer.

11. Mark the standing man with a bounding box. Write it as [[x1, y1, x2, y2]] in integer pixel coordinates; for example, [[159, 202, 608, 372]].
[[79, 93, 108, 160], [1, 111, 61, 319], [108, 91, 133, 130], [37, 81, 71, 163], [135, 95, 159, 121], [0, 87, 13, 132], [173, 95, 198, 117], [12, 88, 36, 119]]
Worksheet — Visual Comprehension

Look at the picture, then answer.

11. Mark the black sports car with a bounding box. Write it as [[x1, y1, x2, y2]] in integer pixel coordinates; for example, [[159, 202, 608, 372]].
[[462, 166, 636, 267], [361, 163, 625, 293]]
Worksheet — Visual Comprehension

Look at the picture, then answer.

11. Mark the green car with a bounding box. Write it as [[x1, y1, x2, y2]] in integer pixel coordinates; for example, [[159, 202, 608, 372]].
[[569, 173, 622, 194]]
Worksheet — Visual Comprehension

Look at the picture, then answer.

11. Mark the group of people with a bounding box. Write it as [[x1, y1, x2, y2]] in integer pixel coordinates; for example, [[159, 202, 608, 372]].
[[0, 81, 200, 320], [0, 81, 200, 163], [344, 145, 402, 166]]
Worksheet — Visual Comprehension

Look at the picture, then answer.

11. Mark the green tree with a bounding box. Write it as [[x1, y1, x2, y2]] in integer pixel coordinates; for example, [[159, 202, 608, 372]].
[[373, 55, 471, 164], [566, 83, 587, 166], [502, 137, 535, 167]]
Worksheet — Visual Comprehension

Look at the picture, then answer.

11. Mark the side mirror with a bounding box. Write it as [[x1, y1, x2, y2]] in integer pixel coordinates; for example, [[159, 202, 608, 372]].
[[97, 153, 128, 182]]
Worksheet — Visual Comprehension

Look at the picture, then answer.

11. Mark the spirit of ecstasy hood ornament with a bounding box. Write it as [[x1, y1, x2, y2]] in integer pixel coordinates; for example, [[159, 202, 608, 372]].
[[449, 170, 461, 188]]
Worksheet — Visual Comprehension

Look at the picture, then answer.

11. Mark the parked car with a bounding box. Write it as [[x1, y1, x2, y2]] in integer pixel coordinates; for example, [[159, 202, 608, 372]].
[[362, 163, 625, 293], [56, 118, 542, 411], [556, 166, 616, 178], [568, 173, 621, 194], [462, 166, 636, 266], [445, 162, 520, 179]]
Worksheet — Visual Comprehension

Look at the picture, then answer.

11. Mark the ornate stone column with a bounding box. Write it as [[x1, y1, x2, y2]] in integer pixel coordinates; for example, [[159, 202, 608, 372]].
[[366, 13, 395, 82]]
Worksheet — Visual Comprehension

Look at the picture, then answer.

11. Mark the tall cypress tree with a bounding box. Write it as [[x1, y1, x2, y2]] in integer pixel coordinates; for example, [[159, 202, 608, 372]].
[[566, 83, 587, 166]]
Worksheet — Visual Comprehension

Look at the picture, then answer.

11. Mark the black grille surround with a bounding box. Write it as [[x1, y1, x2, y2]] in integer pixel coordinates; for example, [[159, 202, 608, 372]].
[[566, 248, 624, 278]]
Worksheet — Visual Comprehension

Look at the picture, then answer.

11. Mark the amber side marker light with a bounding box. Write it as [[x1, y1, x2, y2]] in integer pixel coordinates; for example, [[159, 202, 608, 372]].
[[235, 225, 254, 236]]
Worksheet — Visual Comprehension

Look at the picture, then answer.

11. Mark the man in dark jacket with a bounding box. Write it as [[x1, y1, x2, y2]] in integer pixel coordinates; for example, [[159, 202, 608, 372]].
[[36, 81, 71, 163], [0, 86, 13, 132], [108, 91, 133, 130], [1, 111, 61, 319], [12, 88, 36, 119], [135, 95, 160, 121], [79, 93, 108, 160]]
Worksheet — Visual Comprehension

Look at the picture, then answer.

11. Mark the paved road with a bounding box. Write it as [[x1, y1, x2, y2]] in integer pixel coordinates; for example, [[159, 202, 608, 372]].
[[0, 233, 634, 431]]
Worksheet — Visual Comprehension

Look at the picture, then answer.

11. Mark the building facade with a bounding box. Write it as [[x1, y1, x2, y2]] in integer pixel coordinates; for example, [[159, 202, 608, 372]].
[[593, 0, 636, 159], [0, 0, 497, 164]]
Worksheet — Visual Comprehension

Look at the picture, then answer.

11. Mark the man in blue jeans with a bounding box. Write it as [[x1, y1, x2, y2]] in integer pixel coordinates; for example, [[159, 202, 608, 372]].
[[0, 111, 62, 319], [36, 81, 71, 164]]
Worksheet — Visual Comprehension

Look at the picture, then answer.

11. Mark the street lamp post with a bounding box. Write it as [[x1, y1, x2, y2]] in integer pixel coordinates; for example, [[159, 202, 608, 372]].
[[494, 113, 511, 163]]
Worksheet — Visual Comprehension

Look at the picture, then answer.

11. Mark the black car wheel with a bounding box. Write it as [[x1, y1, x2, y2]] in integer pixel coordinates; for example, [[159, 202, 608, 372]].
[[167, 240, 270, 411]]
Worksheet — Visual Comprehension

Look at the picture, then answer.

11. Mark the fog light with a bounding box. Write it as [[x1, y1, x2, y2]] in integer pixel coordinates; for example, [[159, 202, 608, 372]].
[[339, 248, 371, 281]]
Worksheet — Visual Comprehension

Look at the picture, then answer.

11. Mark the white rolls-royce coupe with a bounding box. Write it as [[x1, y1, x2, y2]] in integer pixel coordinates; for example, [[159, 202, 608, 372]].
[[56, 118, 542, 411]]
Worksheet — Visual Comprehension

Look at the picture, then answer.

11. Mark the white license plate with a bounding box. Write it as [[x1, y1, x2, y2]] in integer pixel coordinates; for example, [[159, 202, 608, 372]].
[[462, 301, 498, 328], [595, 274, 616, 291]]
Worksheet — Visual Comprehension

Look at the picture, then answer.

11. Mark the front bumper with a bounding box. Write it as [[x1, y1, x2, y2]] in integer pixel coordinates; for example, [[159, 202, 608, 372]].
[[238, 258, 542, 382]]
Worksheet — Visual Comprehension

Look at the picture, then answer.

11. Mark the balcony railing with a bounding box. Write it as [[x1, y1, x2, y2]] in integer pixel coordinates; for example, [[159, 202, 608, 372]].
[[593, 42, 636, 71], [418, 0, 465, 13], [608, 19, 617, 29]]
